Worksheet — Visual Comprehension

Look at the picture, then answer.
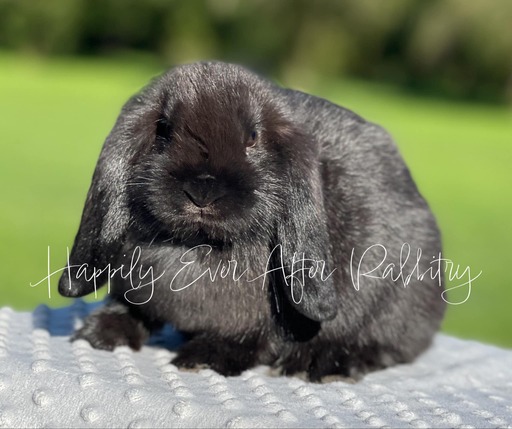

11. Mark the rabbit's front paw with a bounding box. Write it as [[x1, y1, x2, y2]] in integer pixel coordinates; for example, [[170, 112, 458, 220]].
[[72, 304, 150, 351]]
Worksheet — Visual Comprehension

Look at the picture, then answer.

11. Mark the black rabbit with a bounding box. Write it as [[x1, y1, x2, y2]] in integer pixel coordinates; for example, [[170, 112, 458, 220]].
[[58, 61, 446, 382]]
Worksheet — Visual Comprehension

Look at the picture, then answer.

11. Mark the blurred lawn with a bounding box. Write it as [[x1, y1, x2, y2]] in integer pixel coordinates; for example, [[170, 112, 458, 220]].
[[1, 52, 511, 347]]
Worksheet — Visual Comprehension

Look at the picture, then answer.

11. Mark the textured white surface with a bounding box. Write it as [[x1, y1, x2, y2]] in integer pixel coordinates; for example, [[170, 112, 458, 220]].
[[0, 301, 511, 428]]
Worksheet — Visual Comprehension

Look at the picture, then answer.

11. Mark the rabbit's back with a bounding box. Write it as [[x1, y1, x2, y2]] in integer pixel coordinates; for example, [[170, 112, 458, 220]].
[[278, 87, 446, 361]]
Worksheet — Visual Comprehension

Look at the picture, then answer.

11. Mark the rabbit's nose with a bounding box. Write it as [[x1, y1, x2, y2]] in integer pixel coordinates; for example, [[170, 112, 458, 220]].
[[183, 178, 225, 208]]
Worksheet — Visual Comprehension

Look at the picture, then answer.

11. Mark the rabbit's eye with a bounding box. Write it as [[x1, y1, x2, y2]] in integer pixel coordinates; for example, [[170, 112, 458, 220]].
[[156, 117, 173, 144], [246, 130, 258, 148]]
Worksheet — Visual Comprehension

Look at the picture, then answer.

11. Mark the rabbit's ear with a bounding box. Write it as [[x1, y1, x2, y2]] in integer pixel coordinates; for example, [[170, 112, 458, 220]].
[[270, 128, 338, 322], [58, 94, 159, 297]]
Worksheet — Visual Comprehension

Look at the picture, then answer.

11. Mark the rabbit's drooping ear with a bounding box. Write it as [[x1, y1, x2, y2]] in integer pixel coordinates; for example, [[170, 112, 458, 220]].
[[58, 94, 159, 298], [271, 127, 338, 322]]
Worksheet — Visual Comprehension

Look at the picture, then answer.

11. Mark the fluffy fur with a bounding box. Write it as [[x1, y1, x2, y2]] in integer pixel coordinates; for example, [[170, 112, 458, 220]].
[[58, 62, 446, 382]]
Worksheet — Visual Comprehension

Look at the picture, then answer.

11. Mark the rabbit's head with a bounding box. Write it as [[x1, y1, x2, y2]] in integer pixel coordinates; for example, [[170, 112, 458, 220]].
[[128, 62, 303, 244], [59, 62, 337, 323]]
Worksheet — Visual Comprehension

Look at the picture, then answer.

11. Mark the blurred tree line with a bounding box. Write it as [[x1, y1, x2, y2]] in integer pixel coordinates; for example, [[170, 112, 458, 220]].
[[1, 0, 511, 103]]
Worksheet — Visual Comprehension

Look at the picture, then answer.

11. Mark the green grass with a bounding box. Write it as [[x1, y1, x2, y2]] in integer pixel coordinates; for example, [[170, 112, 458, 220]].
[[1, 52, 511, 347]]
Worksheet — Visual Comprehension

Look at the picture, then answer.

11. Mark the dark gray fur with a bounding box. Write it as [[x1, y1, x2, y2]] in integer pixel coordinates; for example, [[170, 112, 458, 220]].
[[58, 62, 445, 381]]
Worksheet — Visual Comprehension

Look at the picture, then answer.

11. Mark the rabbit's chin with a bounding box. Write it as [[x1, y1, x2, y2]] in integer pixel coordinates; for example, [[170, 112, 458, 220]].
[[165, 211, 266, 246], [183, 202, 220, 219], [150, 194, 268, 244], [160, 213, 241, 245]]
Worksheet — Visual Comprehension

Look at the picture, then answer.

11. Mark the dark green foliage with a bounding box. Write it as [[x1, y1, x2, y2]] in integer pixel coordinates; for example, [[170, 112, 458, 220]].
[[0, 0, 510, 100]]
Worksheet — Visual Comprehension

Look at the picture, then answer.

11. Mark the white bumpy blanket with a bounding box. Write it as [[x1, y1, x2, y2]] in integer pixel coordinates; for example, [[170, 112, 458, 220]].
[[0, 301, 511, 428]]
